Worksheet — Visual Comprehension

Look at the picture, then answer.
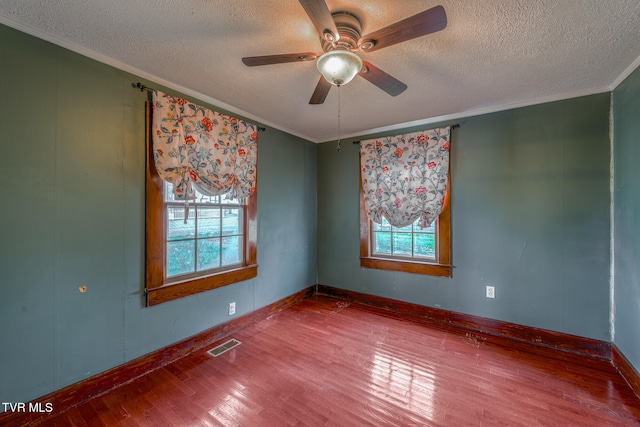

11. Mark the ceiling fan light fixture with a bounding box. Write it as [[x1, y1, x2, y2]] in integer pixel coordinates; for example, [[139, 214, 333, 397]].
[[316, 50, 363, 86]]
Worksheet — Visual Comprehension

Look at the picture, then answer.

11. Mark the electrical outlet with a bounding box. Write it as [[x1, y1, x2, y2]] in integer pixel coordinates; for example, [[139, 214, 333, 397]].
[[486, 286, 495, 299], [228, 301, 236, 316]]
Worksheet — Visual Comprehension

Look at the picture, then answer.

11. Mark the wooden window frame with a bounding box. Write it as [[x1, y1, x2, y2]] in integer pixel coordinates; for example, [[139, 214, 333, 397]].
[[359, 165, 451, 278], [145, 102, 257, 306]]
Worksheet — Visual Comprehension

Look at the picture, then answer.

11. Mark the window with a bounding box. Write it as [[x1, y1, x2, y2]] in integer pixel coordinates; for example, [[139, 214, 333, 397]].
[[145, 103, 257, 306], [359, 176, 451, 277], [164, 183, 245, 281], [371, 217, 437, 260]]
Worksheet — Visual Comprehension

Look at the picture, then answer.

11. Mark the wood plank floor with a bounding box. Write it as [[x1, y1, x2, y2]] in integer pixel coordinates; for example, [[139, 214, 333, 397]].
[[39, 296, 640, 426]]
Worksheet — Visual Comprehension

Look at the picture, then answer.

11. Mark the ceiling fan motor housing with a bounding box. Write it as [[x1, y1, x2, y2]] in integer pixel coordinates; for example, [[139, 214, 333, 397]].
[[321, 12, 363, 53]]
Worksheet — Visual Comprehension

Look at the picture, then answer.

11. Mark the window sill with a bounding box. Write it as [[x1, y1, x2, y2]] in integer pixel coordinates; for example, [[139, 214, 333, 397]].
[[360, 257, 451, 277], [146, 264, 258, 306]]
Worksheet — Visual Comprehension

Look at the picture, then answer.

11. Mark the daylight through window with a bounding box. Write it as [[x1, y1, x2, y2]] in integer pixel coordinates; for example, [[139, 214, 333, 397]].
[[164, 183, 245, 281], [371, 217, 437, 260]]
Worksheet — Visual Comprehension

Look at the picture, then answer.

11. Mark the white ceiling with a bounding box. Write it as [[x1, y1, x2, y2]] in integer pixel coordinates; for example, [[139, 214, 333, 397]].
[[1, 0, 639, 143]]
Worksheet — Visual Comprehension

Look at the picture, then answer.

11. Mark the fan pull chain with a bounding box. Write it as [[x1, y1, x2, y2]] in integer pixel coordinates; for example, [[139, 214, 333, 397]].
[[336, 84, 342, 151]]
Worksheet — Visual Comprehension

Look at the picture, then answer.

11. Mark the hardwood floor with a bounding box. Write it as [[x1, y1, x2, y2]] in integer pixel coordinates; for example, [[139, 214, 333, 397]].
[[37, 296, 640, 426]]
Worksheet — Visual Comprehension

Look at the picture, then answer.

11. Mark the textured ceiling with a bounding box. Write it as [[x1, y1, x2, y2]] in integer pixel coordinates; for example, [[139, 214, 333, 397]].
[[1, 0, 639, 142]]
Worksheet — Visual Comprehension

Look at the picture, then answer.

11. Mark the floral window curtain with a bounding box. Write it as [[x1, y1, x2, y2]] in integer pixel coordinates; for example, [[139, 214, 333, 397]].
[[361, 127, 451, 228], [151, 90, 257, 201]]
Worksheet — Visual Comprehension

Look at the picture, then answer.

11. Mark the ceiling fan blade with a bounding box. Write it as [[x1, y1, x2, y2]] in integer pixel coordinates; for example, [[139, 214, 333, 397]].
[[359, 61, 407, 96], [242, 52, 317, 67], [298, 0, 339, 42], [309, 76, 332, 104], [358, 5, 447, 53]]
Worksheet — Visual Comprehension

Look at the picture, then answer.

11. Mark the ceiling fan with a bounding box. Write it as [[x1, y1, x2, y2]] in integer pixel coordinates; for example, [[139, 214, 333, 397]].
[[242, 0, 447, 105]]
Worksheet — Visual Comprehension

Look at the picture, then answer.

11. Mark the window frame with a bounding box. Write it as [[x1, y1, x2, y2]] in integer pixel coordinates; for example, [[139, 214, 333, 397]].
[[163, 188, 246, 283], [370, 217, 438, 261], [145, 102, 257, 306], [359, 161, 451, 278]]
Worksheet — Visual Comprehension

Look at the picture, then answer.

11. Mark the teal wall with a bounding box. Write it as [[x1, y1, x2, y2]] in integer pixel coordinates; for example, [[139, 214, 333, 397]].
[[0, 24, 317, 404], [613, 65, 640, 372], [4, 18, 640, 406], [318, 94, 612, 341]]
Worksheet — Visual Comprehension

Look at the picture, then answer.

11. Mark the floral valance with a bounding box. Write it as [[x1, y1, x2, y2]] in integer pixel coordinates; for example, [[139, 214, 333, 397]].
[[361, 127, 451, 228], [151, 90, 257, 201]]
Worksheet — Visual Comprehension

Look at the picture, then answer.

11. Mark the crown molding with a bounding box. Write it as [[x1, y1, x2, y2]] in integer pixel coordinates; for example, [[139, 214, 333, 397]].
[[335, 86, 611, 143], [0, 15, 314, 143], [1, 14, 637, 145], [610, 54, 640, 90]]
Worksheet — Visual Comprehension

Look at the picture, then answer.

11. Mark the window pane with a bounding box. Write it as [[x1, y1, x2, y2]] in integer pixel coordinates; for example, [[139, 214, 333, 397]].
[[222, 208, 242, 236], [194, 192, 218, 204], [164, 182, 177, 202], [167, 240, 195, 277], [392, 233, 412, 256], [166, 181, 222, 203], [373, 231, 391, 254], [221, 192, 241, 205], [414, 234, 436, 259], [393, 224, 413, 232], [197, 207, 221, 238], [414, 220, 435, 233], [221, 236, 242, 266], [197, 238, 221, 271], [372, 219, 391, 231], [167, 207, 195, 240]]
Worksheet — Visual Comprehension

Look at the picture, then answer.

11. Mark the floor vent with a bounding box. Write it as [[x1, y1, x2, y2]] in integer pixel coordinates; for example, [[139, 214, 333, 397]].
[[206, 338, 241, 357]]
